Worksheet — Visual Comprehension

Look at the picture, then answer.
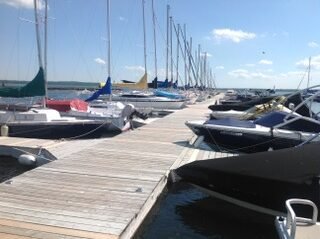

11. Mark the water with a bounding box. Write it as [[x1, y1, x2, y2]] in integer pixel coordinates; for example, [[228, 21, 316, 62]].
[[134, 182, 278, 239], [0, 156, 34, 183]]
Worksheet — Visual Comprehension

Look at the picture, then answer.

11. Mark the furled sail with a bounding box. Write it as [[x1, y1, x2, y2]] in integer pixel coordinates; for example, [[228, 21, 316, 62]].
[[0, 67, 45, 97], [112, 73, 148, 90], [85, 76, 112, 102]]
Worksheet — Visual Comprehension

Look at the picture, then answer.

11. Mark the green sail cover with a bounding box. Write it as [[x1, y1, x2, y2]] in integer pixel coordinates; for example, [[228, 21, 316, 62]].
[[0, 67, 45, 97]]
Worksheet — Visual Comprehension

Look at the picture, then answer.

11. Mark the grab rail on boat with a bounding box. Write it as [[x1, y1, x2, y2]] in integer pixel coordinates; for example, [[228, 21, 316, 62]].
[[283, 85, 320, 120], [296, 133, 320, 147], [285, 199, 318, 239], [273, 113, 320, 130]]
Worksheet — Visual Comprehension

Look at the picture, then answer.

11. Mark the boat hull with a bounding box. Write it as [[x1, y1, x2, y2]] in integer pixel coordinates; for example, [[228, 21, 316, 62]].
[[174, 143, 320, 219], [5, 121, 118, 139], [186, 122, 303, 153]]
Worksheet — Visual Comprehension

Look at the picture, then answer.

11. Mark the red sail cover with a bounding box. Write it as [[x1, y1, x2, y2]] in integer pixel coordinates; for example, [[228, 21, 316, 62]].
[[46, 99, 88, 112]]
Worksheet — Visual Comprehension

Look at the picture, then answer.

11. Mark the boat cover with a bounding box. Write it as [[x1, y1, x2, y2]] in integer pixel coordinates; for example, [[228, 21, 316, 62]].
[[205, 118, 256, 128], [209, 96, 276, 111], [175, 142, 320, 185], [254, 111, 320, 132], [46, 99, 88, 112], [253, 111, 288, 127], [154, 90, 184, 99]]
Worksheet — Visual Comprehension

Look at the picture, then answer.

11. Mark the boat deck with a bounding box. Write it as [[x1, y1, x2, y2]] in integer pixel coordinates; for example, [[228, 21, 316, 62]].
[[0, 93, 232, 239]]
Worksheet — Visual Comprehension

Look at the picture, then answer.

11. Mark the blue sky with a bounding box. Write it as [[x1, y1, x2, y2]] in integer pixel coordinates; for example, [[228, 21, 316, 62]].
[[0, 0, 320, 89]]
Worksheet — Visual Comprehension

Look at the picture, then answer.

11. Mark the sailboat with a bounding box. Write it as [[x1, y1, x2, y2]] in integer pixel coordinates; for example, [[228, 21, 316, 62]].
[[47, 0, 139, 131], [103, 0, 186, 111], [0, 0, 124, 139]]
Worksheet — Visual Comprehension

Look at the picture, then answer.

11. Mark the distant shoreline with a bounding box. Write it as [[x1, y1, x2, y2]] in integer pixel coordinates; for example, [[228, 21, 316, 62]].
[[0, 80, 100, 91], [0, 80, 296, 91]]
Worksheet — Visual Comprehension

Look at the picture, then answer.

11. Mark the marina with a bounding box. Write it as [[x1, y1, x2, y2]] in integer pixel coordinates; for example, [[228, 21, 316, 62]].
[[0, 95, 230, 239], [1, 0, 320, 238]]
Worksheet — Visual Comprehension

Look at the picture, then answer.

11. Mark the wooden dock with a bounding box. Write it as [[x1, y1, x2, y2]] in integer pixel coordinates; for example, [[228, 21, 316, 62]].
[[0, 94, 232, 239]]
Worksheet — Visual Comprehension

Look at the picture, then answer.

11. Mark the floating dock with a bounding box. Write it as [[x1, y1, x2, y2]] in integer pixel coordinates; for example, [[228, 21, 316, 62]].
[[0, 94, 232, 239]]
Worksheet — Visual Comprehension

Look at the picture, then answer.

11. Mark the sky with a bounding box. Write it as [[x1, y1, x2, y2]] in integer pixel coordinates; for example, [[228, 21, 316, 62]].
[[0, 0, 320, 89]]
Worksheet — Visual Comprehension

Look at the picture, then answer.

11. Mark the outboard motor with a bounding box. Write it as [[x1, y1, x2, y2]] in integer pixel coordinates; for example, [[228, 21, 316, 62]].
[[121, 104, 136, 119], [120, 104, 149, 131]]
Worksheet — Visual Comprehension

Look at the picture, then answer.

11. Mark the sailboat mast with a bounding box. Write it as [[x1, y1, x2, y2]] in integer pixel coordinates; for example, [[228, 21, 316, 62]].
[[307, 56, 311, 89], [165, 5, 170, 81], [175, 23, 180, 85], [33, 0, 43, 70], [34, 0, 46, 107], [107, 0, 112, 101], [44, 0, 48, 102], [188, 37, 192, 87], [107, 0, 111, 78], [183, 24, 187, 87], [151, 0, 157, 82], [142, 0, 147, 75], [197, 44, 201, 86], [170, 16, 173, 85]]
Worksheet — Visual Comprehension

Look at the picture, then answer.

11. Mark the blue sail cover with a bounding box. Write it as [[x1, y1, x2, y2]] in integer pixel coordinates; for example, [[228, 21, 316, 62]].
[[173, 80, 178, 89], [154, 89, 184, 99], [158, 79, 169, 88], [85, 76, 111, 102]]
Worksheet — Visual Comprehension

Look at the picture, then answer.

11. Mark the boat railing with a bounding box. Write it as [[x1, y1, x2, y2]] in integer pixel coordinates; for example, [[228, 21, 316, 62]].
[[283, 85, 320, 120], [296, 132, 320, 147], [284, 199, 318, 239], [273, 112, 320, 130], [271, 88, 320, 131]]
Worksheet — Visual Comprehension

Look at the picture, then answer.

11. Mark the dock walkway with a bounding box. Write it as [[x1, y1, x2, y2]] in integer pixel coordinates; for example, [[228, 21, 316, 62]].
[[0, 94, 232, 239]]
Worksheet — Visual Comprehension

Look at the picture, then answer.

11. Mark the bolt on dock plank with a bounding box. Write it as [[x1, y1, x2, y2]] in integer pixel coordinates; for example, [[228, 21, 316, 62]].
[[0, 94, 232, 239]]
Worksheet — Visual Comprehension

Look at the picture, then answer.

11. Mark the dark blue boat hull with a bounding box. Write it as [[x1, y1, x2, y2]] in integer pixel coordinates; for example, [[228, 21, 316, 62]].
[[6, 123, 119, 139], [188, 124, 303, 153], [175, 143, 320, 219]]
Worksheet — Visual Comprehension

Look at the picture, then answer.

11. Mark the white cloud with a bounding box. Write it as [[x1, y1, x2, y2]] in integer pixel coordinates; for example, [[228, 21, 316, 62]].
[[259, 59, 273, 65], [124, 65, 145, 72], [221, 65, 320, 88], [296, 55, 320, 70], [0, 0, 44, 9], [244, 63, 255, 67], [228, 69, 270, 80], [94, 58, 106, 65], [264, 69, 274, 73], [228, 68, 320, 84], [119, 16, 127, 22], [308, 41, 319, 48], [228, 69, 250, 79], [215, 66, 224, 70], [212, 28, 256, 43]]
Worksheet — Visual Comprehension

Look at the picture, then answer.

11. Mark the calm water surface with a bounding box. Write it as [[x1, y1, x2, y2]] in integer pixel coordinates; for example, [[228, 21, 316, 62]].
[[134, 182, 278, 239], [0, 156, 34, 183]]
